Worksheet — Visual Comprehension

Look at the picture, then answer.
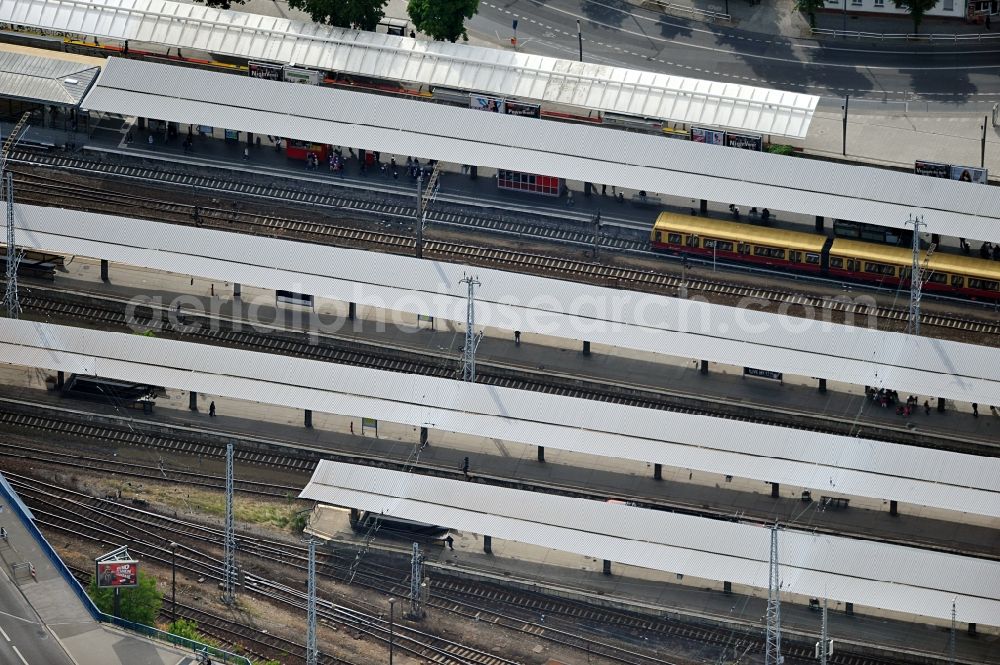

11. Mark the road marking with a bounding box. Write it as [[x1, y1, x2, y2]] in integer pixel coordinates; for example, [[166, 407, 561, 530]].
[[0, 625, 9, 641], [11, 645, 29, 665]]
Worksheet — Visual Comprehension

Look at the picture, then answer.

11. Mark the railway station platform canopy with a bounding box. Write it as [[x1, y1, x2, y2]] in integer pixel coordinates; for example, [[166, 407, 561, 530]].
[[1, 319, 998, 520], [0, 49, 99, 107], [0, 0, 818, 139], [10, 204, 1000, 409], [299, 461, 1000, 625], [80, 58, 999, 241]]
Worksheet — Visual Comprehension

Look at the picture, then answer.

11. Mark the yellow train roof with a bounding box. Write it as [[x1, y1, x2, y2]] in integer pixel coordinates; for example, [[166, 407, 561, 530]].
[[653, 212, 827, 252], [832, 239, 1000, 280]]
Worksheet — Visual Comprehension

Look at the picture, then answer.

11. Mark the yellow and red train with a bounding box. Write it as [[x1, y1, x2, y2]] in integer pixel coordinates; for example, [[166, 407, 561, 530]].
[[650, 212, 1000, 300]]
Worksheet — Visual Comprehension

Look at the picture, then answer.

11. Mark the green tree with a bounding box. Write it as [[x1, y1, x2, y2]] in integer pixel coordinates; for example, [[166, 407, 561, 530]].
[[286, 0, 389, 31], [407, 0, 479, 42], [168, 619, 201, 641], [893, 0, 938, 34], [87, 572, 162, 625], [193, 0, 245, 8], [795, 0, 826, 28]]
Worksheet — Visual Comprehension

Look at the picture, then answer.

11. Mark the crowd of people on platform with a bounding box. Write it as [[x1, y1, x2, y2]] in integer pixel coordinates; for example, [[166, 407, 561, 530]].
[[865, 387, 996, 418]]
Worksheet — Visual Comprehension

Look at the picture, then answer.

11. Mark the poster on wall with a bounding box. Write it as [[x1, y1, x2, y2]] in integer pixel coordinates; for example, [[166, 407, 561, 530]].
[[914, 160, 950, 178], [503, 100, 541, 118], [691, 127, 726, 145], [283, 66, 321, 85], [950, 164, 988, 184], [724, 131, 763, 151], [249, 61, 283, 81], [470, 95, 505, 113]]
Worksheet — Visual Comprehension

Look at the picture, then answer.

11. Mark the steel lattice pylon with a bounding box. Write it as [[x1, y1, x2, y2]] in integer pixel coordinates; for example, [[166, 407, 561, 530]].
[[306, 538, 317, 665], [409, 542, 425, 619], [459, 274, 481, 383], [765, 523, 782, 665], [907, 215, 926, 336], [222, 443, 236, 605], [3, 172, 21, 319]]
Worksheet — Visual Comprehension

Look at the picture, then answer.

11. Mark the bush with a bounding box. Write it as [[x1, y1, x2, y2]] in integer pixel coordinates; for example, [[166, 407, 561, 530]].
[[88, 571, 162, 625], [168, 619, 201, 641], [766, 144, 795, 156]]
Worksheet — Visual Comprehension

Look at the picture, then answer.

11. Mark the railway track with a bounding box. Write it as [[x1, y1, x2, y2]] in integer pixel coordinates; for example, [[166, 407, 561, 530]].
[[17, 283, 997, 457], [9, 156, 1000, 341], [7, 473, 931, 665]]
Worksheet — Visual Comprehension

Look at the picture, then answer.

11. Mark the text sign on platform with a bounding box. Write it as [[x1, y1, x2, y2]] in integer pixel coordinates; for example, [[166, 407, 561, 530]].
[[744, 367, 783, 382]]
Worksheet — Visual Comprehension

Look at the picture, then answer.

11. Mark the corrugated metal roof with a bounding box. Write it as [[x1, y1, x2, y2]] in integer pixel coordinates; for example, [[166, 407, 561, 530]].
[[299, 461, 1000, 625], [2, 319, 998, 518], [0, 0, 817, 138], [10, 204, 1000, 408], [80, 58, 1000, 241], [0, 50, 99, 105]]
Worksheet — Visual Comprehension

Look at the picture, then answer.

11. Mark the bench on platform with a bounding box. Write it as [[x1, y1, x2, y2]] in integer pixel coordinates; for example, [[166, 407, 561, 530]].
[[820, 496, 850, 510]]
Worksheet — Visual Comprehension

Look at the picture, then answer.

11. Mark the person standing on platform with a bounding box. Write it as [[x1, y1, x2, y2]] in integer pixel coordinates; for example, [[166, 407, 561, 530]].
[[209, 401, 216, 417], [923, 400, 931, 416], [973, 403, 979, 417], [514, 331, 521, 346], [445, 535, 454, 550], [462, 457, 469, 479]]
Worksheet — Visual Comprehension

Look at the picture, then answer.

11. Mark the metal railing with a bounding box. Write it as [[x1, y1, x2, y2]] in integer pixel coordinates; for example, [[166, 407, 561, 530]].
[[811, 27, 1000, 41], [644, 0, 731, 22]]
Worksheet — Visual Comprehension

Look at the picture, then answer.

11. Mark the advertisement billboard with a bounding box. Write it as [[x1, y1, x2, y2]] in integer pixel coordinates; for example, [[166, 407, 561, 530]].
[[725, 131, 763, 151], [950, 164, 988, 184], [248, 61, 283, 81], [470, 95, 504, 113], [914, 160, 950, 178], [504, 100, 541, 118], [691, 127, 726, 145], [283, 66, 321, 85], [96, 561, 138, 588]]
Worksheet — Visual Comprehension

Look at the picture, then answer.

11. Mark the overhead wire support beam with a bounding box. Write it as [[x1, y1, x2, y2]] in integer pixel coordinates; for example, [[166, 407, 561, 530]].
[[415, 163, 441, 260], [459, 273, 482, 383], [1, 112, 31, 320], [222, 442, 237, 605], [306, 538, 318, 665], [906, 215, 927, 336], [765, 523, 782, 665]]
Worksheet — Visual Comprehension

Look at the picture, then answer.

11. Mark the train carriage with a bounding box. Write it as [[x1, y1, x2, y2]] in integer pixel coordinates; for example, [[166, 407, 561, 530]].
[[650, 213, 830, 273]]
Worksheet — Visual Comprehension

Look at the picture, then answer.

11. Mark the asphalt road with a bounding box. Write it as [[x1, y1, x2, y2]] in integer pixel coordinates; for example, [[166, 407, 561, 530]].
[[466, 0, 1000, 103], [0, 571, 74, 665]]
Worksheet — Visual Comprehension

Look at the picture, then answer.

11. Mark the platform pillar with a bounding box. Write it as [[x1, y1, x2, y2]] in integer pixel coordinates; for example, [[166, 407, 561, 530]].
[[57, 371, 64, 390], [188, 391, 197, 411], [699, 360, 708, 374], [937, 397, 946, 413], [889, 500, 898, 516], [304, 409, 312, 428], [420, 427, 428, 446], [233, 283, 241, 299], [582, 341, 591, 356], [602, 560, 612, 576], [100, 259, 109, 282], [723, 581, 732, 595], [653, 463, 662, 480], [137, 117, 145, 130], [469, 165, 478, 180], [969, 623, 977, 636], [818, 378, 827, 393], [537, 446, 545, 463], [699, 199, 708, 215], [483, 535, 492, 554], [931, 233, 940, 246], [771, 482, 779, 498], [845, 602, 854, 616], [348, 302, 356, 320], [815, 216, 824, 232]]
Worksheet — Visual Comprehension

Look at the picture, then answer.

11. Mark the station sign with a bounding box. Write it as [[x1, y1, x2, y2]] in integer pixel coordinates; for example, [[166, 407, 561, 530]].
[[743, 367, 783, 382], [504, 100, 541, 118], [248, 61, 283, 81], [283, 66, 322, 85], [96, 560, 139, 588]]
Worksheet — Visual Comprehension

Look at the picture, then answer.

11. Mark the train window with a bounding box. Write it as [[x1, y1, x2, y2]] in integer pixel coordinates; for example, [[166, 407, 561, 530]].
[[830, 257, 844, 269], [704, 239, 715, 249], [686, 234, 699, 248], [738, 243, 750, 255], [704, 239, 733, 252], [654, 231, 662, 242], [864, 262, 895, 276], [789, 251, 801, 263], [847, 259, 860, 272], [668, 233, 682, 244], [927, 272, 947, 284], [969, 278, 1000, 291], [753, 246, 785, 259], [805, 253, 821, 265], [899, 268, 911, 281], [951, 275, 964, 288]]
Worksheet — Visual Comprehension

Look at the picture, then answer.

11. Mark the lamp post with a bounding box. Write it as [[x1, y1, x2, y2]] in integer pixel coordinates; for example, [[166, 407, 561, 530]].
[[388, 597, 396, 665], [169, 541, 179, 622], [577, 20, 583, 62]]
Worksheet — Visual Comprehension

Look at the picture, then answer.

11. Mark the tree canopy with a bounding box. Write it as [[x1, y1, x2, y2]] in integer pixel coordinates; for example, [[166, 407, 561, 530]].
[[88, 571, 162, 625], [893, 0, 938, 33], [286, 0, 388, 31], [407, 0, 479, 42]]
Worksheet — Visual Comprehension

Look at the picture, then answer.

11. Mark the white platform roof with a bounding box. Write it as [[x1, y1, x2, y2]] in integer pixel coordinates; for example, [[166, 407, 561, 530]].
[[80, 58, 1000, 241], [2, 320, 998, 519], [0, 0, 818, 138], [300, 461, 1000, 625], [0, 50, 99, 106], [9, 204, 1000, 408]]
